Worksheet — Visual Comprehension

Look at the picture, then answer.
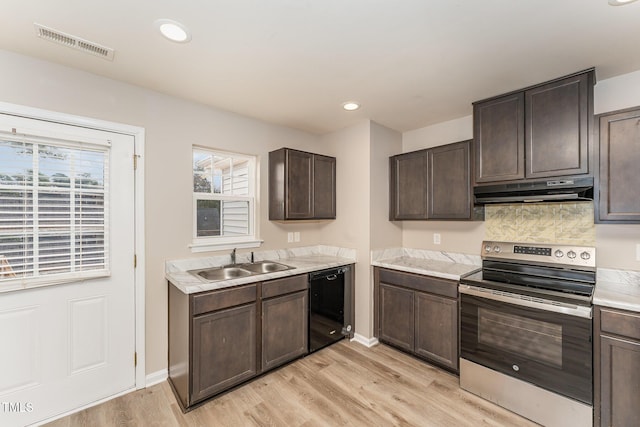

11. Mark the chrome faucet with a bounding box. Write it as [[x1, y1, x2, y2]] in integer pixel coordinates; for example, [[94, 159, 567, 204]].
[[230, 248, 236, 265]]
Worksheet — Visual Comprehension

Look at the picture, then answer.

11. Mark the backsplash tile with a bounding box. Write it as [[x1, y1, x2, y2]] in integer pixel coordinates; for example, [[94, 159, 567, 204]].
[[485, 202, 595, 245]]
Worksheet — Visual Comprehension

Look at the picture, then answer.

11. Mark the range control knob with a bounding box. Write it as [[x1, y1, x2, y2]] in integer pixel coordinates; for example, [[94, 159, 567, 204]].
[[580, 251, 591, 260], [567, 250, 577, 259], [493, 245, 501, 253], [484, 244, 492, 253], [554, 250, 564, 258]]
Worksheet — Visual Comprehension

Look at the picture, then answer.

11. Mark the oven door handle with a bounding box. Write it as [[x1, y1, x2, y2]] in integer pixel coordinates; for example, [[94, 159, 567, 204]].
[[458, 284, 592, 319]]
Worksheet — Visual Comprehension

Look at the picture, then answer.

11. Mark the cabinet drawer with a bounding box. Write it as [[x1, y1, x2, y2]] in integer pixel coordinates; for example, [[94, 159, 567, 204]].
[[262, 274, 308, 299], [378, 268, 457, 299], [599, 307, 640, 341], [192, 284, 257, 316]]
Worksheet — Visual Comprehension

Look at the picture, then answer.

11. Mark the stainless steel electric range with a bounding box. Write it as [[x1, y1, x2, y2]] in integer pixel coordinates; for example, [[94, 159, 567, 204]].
[[459, 241, 596, 427]]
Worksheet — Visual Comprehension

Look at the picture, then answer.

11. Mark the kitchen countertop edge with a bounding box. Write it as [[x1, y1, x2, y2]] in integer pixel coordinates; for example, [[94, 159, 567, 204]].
[[168, 255, 355, 294]]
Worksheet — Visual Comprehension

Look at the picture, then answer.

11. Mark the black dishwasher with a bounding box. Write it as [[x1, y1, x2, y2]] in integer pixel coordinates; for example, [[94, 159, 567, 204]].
[[309, 266, 348, 353]]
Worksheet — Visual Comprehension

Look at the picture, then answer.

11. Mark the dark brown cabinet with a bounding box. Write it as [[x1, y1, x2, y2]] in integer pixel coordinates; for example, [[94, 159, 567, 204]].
[[594, 306, 640, 426], [474, 69, 594, 184], [269, 148, 336, 221], [192, 303, 257, 402], [168, 273, 311, 411], [596, 106, 640, 223], [168, 283, 258, 410], [261, 275, 309, 371], [374, 267, 459, 372], [389, 140, 472, 220]]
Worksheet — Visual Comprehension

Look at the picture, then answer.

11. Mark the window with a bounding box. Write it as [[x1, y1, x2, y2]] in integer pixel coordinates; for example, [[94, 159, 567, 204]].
[[0, 132, 109, 288], [191, 147, 260, 252]]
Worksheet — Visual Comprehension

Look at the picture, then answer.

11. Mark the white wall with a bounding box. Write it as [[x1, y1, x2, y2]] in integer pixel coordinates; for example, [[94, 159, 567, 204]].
[[0, 49, 326, 375], [320, 122, 373, 338]]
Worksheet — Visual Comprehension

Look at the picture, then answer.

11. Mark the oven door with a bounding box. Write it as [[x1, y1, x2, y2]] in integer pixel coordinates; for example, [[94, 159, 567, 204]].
[[459, 287, 592, 404]]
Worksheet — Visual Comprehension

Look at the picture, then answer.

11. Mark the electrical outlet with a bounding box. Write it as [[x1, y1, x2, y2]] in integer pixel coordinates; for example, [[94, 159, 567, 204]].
[[294, 232, 300, 242], [287, 232, 294, 243], [434, 233, 441, 245], [636, 243, 640, 261]]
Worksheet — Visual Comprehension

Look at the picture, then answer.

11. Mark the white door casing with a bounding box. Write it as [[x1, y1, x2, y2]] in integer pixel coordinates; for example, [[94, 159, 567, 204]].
[[0, 105, 145, 427]]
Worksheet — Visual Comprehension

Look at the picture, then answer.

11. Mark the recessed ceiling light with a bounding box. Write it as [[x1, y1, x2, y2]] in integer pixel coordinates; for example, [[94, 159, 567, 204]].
[[342, 102, 360, 111], [608, 0, 638, 5], [155, 19, 191, 43]]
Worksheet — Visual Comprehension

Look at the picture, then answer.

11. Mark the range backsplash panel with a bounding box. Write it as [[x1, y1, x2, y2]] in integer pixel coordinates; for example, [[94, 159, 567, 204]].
[[484, 202, 595, 246]]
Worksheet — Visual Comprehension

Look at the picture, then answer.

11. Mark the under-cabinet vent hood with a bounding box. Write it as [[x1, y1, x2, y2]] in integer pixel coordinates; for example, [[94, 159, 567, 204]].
[[474, 177, 594, 204]]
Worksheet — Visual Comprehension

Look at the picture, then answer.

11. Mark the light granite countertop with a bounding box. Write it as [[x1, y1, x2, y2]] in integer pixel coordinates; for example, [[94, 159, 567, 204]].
[[166, 245, 356, 294], [594, 268, 640, 313], [370, 248, 481, 281]]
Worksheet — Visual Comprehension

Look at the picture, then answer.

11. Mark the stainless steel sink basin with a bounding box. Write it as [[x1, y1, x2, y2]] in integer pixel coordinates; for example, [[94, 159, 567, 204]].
[[191, 266, 253, 281], [188, 260, 295, 282], [238, 261, 295, 274]]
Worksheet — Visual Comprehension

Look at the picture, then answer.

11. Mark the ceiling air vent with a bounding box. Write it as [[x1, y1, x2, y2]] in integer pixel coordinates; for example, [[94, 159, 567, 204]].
[[34, 23, 114, 61]]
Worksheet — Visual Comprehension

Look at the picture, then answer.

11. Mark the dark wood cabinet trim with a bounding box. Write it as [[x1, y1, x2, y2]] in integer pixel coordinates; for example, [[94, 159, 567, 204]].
[[261, 290, 308, 371], [261, 274, 308, 299], [594, 305, 640, 426], [269, 147, 336, 221], [191, 303, 258, 404], [374, 267, 459, 373], [473, 68, 594, 185], [377, 268, 458, 299], [192, 284, 257, 316], [596, 105, 640, 223]]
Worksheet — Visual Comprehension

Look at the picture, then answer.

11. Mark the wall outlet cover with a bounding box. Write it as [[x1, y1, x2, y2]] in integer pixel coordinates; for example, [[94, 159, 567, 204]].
[[434, 233, 441, 244]]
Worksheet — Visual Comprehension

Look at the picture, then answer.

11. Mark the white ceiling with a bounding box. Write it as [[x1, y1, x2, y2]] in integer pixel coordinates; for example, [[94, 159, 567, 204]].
[[2, 0, 640, 134]]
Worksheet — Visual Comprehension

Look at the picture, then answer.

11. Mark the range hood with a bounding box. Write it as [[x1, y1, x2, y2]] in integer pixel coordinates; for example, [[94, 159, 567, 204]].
[[474, 177, 594, 204]]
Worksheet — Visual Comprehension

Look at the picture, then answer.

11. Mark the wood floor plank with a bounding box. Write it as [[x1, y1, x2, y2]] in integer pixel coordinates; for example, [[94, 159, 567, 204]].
[[45, 340, 540, 427]]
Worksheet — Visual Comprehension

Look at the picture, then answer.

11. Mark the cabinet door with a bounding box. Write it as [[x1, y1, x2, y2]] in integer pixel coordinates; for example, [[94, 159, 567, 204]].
[[313, 154, 336, 219], [262, 291, 308, 371], [389, 150, 428, 220], [525, 73, 590, 178], [598, 335, 640, 427], [379, 283, 414, 351], [473, 93, 524, 183], [414, 292, 458, 371], [428, 140, 471, 219], [597, 107, 640, 222], [286, 149, 314, 219], [191, 303, 257, 403]]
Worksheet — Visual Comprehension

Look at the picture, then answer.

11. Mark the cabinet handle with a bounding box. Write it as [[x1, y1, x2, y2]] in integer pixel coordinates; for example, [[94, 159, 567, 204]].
[[326, 274, 337, 281]]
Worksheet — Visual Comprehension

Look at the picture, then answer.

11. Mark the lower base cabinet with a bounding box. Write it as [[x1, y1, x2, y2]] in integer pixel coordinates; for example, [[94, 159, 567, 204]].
[[375, 267, 459, 372], [168, 274, 310, 411], [192, 303, 257, 402], [595, 306, 640, 426], [262, 277, 309, 371]]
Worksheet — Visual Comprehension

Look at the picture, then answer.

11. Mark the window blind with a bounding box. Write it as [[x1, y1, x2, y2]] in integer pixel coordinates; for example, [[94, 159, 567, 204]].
[[0, 133, 110, 288]]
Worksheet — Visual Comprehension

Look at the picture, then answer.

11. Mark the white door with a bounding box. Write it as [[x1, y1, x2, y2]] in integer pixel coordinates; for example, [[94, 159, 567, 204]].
[[0, 114, 136, 426]]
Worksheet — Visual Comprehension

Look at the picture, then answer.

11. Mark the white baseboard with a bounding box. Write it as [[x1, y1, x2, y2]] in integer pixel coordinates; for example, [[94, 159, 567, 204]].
[[145, 369, 168, 387], [351, 333, 379, 347]]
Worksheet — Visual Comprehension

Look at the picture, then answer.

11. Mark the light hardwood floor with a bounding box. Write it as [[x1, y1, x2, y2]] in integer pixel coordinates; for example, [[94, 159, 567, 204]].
[[46, 341, 538, 426]]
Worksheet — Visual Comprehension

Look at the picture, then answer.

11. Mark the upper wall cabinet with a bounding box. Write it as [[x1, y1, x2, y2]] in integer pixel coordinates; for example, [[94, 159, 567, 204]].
[[473, 69, 594, 184], [389, 140, 472, 221], [596, 106, 640, 223], [269, 148, 336, 221]]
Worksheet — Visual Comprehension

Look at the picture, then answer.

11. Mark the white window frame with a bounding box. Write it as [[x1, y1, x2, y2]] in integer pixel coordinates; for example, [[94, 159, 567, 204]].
[[189, 147, 262, 253]]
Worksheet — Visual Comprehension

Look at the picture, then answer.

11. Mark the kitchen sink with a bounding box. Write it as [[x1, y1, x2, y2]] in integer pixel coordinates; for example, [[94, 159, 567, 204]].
[[238, 261, 295, 274], [189, 261, 295, 282]]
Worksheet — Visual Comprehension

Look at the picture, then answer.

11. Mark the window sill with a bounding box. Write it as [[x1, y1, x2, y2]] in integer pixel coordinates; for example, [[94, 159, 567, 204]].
[[189, 238, 263, 253]]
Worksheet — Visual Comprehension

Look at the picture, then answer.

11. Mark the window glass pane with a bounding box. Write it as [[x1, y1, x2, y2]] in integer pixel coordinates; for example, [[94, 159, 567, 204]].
[[221, 200, 249, 236], [193, 151, 212, 193], [0, 137, 108, 284], [196, 199, 220, 237]]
